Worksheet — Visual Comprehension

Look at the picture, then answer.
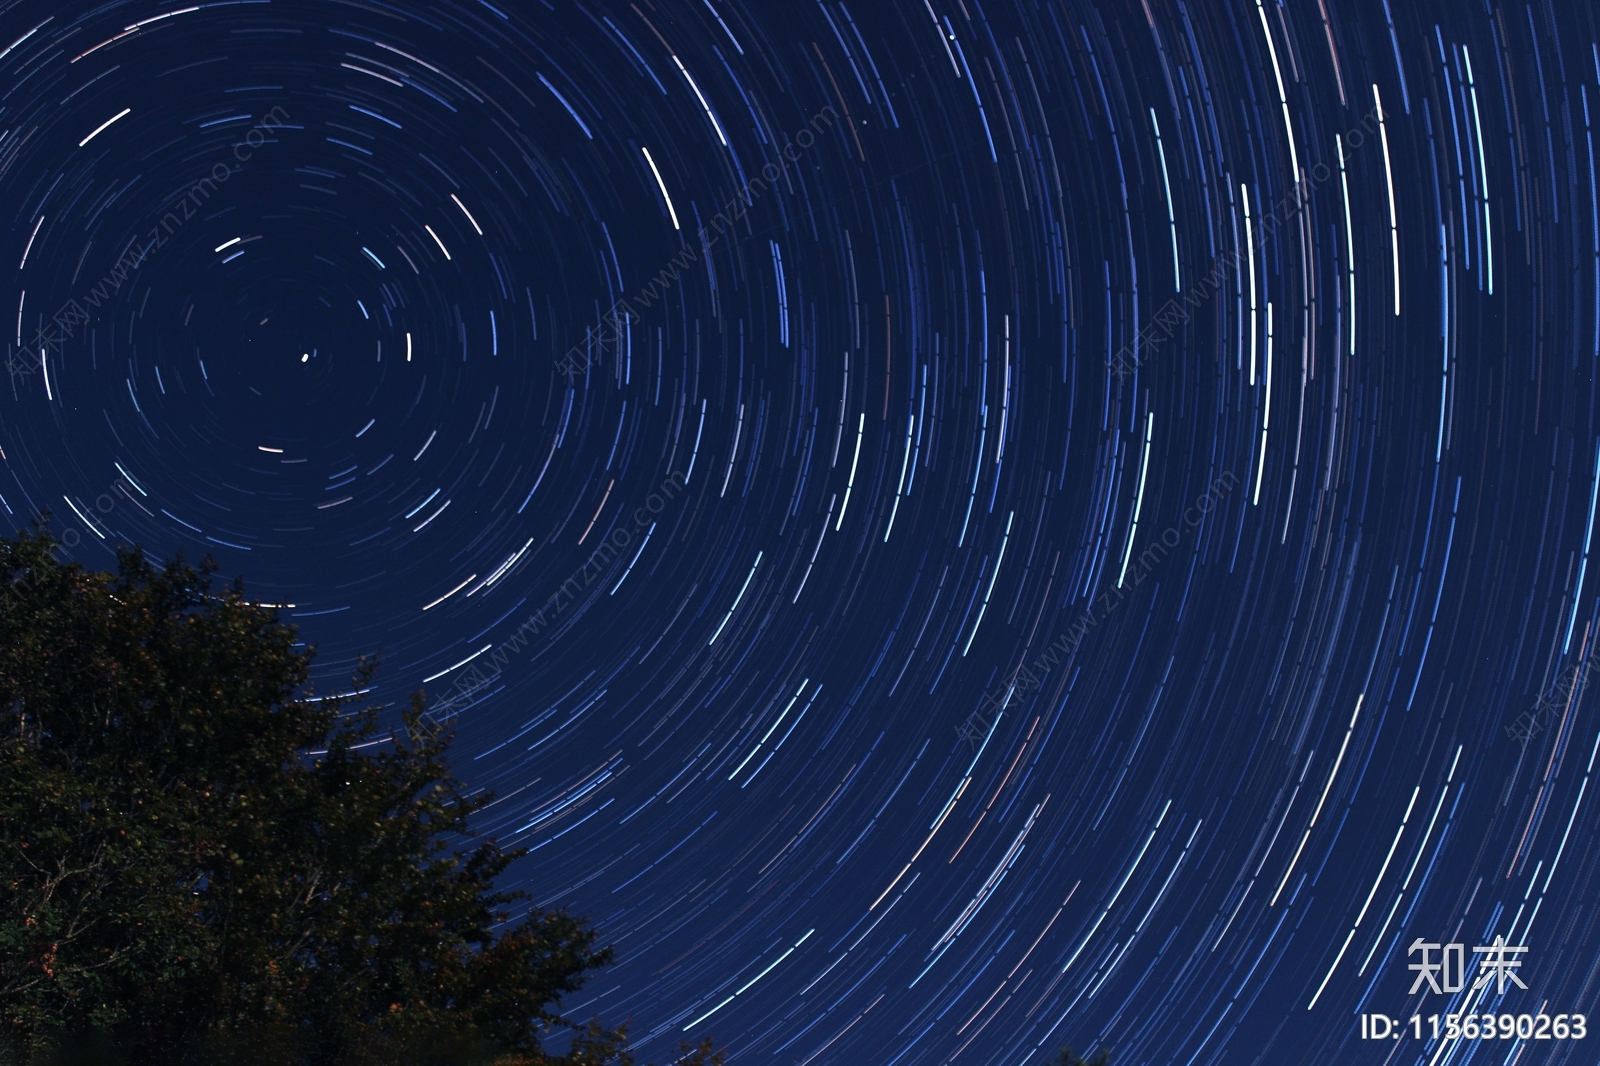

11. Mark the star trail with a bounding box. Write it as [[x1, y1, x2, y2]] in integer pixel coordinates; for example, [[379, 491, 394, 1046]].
[[3, 0, 1600, 1062]]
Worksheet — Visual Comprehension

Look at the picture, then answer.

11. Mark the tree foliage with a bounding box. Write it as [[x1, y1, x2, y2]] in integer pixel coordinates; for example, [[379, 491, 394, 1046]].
[[0, 528, 719, 1065]]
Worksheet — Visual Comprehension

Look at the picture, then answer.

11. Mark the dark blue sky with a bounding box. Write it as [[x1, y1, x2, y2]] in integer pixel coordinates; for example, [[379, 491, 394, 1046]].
[[3, 0, 1598, 1062]]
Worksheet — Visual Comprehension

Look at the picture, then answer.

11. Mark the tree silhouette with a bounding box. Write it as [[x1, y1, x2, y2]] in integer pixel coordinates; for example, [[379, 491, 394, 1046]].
[[0, 527, 721, 1065]]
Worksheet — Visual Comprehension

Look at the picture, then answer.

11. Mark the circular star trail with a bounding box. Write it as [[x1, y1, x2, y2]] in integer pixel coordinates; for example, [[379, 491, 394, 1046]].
[[5, 0, 1600, 1063]]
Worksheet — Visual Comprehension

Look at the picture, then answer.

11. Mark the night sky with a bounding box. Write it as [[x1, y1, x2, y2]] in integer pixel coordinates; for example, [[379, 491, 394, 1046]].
[[4, 0, 1600, 1062]]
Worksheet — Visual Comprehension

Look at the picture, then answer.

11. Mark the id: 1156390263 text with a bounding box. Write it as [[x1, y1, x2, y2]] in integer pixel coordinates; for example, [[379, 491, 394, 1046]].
[[1360, 1013, 1585, 1042]]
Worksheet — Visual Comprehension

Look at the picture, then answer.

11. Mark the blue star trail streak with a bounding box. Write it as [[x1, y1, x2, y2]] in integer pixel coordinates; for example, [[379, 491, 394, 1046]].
[[3, 0, 1600, 1062]]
